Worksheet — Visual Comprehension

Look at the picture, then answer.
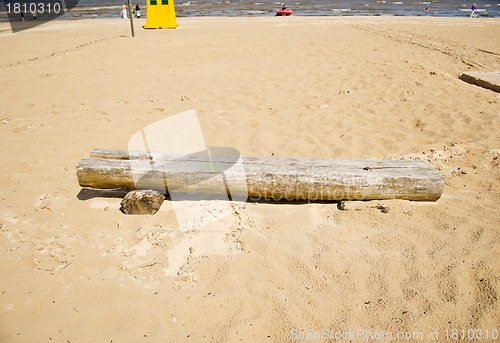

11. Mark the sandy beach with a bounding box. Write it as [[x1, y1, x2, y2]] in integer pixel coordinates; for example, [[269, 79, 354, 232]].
[[0, 16, 499, 342]]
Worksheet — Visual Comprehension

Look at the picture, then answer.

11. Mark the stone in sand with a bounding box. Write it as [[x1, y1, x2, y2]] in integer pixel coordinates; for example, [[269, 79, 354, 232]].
[[120, 190, 164, 215]]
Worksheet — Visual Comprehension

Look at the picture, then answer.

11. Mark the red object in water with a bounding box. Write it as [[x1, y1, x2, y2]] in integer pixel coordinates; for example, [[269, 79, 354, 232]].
[[275, 8, 293, 16]]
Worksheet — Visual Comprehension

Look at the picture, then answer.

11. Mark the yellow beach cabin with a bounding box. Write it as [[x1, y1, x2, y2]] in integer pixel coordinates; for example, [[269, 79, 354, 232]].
[[144, 0, 178, 29]]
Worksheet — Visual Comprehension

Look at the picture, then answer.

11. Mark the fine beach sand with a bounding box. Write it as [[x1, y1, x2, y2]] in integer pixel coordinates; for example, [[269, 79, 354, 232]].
[[0, 16, 499, 342]]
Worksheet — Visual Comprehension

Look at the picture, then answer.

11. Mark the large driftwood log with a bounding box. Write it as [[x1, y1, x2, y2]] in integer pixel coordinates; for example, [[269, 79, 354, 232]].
[[76, 149, 444, 201]]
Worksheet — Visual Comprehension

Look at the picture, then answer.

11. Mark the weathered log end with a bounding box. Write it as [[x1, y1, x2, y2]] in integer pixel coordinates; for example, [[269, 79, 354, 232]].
[[77, 158, 139, 190]]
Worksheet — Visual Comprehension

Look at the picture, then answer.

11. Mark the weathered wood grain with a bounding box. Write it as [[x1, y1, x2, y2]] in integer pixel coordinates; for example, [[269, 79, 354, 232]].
[[77, 149, 444, 201], [459, 71, 500, 93]]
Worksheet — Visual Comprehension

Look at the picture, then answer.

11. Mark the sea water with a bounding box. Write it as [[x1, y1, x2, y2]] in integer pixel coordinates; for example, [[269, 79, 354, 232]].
[[1, 0, 499, 21]]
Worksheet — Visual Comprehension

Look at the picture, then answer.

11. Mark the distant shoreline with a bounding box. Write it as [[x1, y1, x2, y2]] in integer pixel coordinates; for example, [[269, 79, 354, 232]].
[[1, 15, 500, 25], [1, 11, 500, 26], [0, 0, 499, 22]]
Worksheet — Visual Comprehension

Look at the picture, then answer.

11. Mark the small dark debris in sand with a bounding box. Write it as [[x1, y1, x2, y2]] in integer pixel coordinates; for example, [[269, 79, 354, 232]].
[[452, 167, 467, 176], [492, 156, 498, 166], [375, 205, 389, 213], [337, 201, 345, 211]]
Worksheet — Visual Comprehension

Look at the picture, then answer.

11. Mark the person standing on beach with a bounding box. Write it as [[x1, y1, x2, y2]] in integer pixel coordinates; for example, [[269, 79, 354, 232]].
[[121, 3, 128, 19], [425, 2, 429, 13], [136, 4, 141, 18], [470, 3, 477, 17]]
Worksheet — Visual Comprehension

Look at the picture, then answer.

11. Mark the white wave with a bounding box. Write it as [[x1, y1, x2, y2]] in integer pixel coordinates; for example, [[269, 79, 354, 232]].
[[459, 8, 486, 11], [75, 5, 122, 11]]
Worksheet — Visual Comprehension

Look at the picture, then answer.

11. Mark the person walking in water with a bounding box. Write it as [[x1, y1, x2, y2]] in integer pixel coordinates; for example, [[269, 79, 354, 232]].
[[425, 2, 429, 13], [470, 3, 477, 17]]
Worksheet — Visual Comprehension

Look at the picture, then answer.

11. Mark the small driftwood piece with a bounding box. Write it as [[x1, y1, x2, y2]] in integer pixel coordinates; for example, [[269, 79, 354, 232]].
[[120, 189, 164, 215], [459, 71, 500, 93]]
